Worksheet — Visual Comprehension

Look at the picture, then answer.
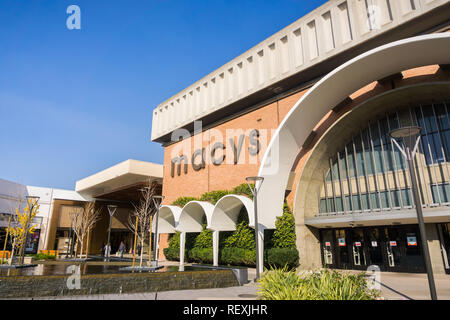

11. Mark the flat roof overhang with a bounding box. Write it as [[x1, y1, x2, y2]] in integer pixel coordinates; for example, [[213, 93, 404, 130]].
[[153, 4, 450, 145], [305, 207, 450, 229], [75, 159, 163, 201]]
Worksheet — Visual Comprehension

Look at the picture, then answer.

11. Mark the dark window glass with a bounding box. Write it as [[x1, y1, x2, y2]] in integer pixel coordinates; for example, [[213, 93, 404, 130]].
[[352, 195, 361, 211], [401, 189, 412, 206], [431, 184, 450, 204], [361, 193, 370, 210], [320, 199, 328, 213], [391, 190, 401, 207]]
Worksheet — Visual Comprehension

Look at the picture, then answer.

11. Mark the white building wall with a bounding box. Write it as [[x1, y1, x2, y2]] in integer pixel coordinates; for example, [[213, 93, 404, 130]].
[[0, 179, 88, 252]]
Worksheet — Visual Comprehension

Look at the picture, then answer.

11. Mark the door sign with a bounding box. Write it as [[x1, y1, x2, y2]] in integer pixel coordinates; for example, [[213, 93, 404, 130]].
[[325, 242, 331, 247], [390, 241, 397, 247], [371, 241, 378, 247], [338, 238, 346, 247], [354, 242, 362, 247], [407, 236, 417, 246]]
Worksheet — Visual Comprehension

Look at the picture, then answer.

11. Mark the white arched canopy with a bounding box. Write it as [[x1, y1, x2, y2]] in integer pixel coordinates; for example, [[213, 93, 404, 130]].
[[153, 205, 181, 234], [208, 194, 255, 231], [257, 33, 450, 229], [176, 201, 214, 233]]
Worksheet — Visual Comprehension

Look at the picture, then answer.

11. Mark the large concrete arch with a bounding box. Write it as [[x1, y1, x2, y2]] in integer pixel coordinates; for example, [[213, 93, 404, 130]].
[[208, 194, 255, 231], [175, 200, 214, 267], [153, 205, 181, 234], [257, 33, 450, 230], [176, 201, 214, 233]]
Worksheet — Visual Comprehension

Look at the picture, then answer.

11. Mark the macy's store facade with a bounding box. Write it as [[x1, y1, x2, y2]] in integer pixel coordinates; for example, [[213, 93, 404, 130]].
[[152, 0, 450, 274]]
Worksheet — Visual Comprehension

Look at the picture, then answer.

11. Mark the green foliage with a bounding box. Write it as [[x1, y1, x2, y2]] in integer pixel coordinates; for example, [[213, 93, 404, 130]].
[[188, 247, 213, 263], [199, 190, 230, 205], [172, 197, 198, 208], [220, 248, 255, 267], [167, 232, 180, 250], [194, 225, 214, 249], [33, 253, 56, 260], [166, 186, 299, 268], [231, 183, 253, 199], [265, 248, 299, 269], [257, 268, 380, 300], [222, 221, 255, 250], [272, 204, 297, 248]]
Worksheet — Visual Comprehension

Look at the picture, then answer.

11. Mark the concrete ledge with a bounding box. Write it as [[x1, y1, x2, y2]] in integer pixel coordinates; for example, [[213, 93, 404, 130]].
[[0, 269, 239, 299]]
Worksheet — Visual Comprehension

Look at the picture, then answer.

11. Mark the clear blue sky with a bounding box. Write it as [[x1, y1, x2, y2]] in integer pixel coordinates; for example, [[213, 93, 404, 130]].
[[0, 0, 327, 190]]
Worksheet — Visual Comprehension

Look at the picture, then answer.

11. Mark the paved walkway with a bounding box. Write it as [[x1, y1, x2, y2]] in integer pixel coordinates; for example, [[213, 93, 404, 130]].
[[12, 264, 450, 300], [375, 272, 450, 300]]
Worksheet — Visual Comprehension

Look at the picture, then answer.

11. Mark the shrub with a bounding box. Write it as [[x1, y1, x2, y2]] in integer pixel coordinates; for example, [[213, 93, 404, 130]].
[[33, 253, 56, 260], [199, 190, 230, 205], [172, 197, 198, 208], [265, 248, 299, 269], [188, 247, 213, 264], [231, 183, 253, 199], [220, 248, 256, 267], [163, 247, 180, 261], [257, 268, 380, 300], [193, 225, 214, 249], [272, 204, 296, 249], [222, 221, 255, 250]]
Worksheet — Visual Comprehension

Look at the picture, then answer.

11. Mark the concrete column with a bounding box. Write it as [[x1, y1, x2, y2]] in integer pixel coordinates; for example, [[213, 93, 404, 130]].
[[179, 232, 186, 268], [213, 230, 219, 267], [296, 224, 322, 270], [257, 225, 265, 276], [425, 224, 446, 275]]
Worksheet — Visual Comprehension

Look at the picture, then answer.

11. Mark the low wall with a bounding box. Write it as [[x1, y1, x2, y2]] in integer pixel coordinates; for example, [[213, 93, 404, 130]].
[[0, 270, 239, 299]]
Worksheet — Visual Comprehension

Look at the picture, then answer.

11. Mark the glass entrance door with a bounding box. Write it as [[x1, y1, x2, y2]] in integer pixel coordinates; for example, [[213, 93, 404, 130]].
[[350, 228, 367, 269], [439, 223, 450, 274], [384, 226, 425, 273], [334, 229, 351, 269], [365, 227, 384, 270], [321, 230, 335, 267]]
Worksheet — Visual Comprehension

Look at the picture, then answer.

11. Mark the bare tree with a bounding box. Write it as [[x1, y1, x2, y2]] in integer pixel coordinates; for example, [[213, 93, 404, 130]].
[[72, 202, 102, 259], [127, 182, 158, 268]]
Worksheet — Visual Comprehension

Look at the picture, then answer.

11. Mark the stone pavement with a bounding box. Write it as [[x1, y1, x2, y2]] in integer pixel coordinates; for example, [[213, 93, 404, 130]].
[[375, 272, 450, 300], [13, 265, 450, 300]]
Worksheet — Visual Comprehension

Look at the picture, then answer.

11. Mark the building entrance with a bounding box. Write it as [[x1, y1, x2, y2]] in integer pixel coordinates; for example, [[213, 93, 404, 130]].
[[320, 225, 426, 273], [440, 223, 450, 274]]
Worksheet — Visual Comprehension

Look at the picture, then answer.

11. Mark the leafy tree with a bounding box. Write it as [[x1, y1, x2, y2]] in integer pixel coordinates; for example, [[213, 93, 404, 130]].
[[8, 198, 39, 265]]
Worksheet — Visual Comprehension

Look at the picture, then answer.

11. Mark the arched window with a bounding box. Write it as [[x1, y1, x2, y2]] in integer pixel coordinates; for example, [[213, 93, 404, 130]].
[[319, 102, 450, 215]]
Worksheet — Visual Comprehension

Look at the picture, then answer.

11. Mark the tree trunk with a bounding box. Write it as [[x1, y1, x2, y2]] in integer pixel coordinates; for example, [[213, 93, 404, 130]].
[[79, 236, 84, 259], [139, 237, 144, 268], [9, 238, 16, 266]]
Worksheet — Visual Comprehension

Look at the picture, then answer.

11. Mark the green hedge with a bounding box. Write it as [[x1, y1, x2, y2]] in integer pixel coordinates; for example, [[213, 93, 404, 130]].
[[167, 184, 299, 269], [265, 248, 299, 269], [164, 247, 299, 269]]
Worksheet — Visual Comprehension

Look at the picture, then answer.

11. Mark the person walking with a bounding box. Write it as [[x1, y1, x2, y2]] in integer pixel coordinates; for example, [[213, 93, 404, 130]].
[[104, 243, 111, 258], [118, 241, 126, 259], [101, 242, 105, 257]]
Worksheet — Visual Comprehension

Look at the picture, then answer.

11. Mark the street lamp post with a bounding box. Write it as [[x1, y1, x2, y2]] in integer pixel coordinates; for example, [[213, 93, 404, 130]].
[[21, 196, 40, 265], [106, 205, 118, 260], [390, 126, 438, 300], [152, 195, 164, 267], [246, 176, 264, 281]]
